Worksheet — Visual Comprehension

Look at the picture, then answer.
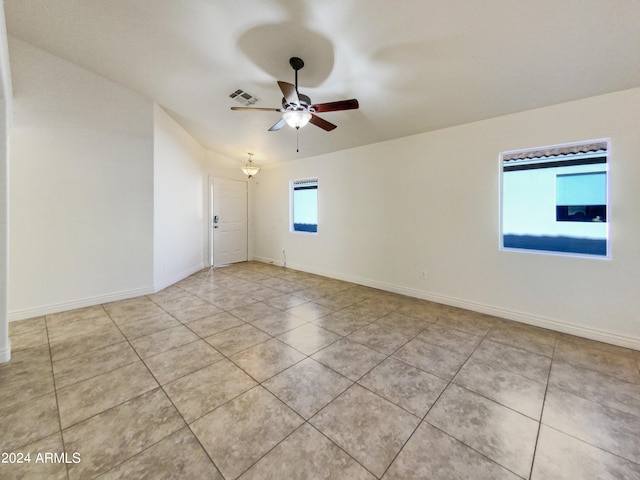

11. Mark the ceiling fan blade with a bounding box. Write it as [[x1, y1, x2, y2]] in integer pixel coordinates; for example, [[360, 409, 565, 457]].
[[268, 118, 287, 131], [278, 81, 300, 105], [309, 114, 337, 131], [311, 99, 359, 113], [231, 106, 283, 112]]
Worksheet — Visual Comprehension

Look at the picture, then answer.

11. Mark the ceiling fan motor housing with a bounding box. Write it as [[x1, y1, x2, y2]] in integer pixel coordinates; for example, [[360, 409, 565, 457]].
[[282, 93, 312, 111]]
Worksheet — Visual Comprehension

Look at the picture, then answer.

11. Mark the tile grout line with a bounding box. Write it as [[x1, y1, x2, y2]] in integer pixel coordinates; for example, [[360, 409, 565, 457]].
[[280, 309, 443, 478], [58, 309, 158, 475], [247, 350, 380, 479], [31, 272, 400, 473], [377, 316, 495, 479], [527, 334, 558, 480], [178, 267, 348, 478], [106, 300, 230, 479], [43, 312, 71, 480], [7, 266, 404, 478], [87, 304, 212, 479], [12, 262, 639, 479], [229, 299, 408, 479], [307, 421, 381, 479], [414, 318, 552, 477]]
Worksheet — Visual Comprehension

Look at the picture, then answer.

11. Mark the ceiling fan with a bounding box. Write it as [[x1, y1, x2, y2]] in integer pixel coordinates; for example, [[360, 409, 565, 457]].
[[231, 57, 359, 132]]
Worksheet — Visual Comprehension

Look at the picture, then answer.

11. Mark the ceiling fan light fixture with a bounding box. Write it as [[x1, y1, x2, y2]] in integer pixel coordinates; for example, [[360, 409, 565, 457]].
[[241, 152, 260, 178], [283, 110, 312, 129]]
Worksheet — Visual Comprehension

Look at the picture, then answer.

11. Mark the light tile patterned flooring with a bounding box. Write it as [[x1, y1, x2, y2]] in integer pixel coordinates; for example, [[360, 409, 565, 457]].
[[2, 261, 640, 479]]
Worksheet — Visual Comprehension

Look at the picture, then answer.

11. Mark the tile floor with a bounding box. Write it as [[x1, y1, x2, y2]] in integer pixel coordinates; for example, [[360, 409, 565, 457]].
[[2, 261, 640, 479]]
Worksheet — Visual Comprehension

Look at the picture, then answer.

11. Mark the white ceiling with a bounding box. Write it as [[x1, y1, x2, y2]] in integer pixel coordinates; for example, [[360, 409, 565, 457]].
[[5, 0, 640, 164]]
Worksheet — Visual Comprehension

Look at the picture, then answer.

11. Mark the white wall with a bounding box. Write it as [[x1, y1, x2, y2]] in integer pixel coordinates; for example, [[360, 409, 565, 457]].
[[7, 37, 247, 316], [0, 0, 11, 362], [253, 87, 640, 349], [7, 31, 637, 349], [153, 104, 206, 290], [0, 100, 9, 360], [9, 38, 155, 320], [153, 105, 250, 289]]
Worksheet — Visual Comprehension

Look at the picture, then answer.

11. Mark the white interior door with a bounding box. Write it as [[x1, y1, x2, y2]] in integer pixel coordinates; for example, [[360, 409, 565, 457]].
[[211, 177, 248, 267]]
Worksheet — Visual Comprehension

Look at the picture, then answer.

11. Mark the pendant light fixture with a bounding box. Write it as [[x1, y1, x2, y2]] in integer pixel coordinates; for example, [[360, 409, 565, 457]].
[[241, 152, 260, 178]]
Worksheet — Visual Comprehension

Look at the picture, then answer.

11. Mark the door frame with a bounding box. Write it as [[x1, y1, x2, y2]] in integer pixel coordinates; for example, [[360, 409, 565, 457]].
[[208, 176, 249, 267]]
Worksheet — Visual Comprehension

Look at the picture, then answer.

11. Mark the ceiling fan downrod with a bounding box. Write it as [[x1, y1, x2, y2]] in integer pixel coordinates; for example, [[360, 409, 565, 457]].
[[289, 56, 305, 95]]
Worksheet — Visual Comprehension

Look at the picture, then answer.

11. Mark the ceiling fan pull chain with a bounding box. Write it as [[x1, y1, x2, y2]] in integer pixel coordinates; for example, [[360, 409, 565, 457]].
[[296, 128, 300, 152]]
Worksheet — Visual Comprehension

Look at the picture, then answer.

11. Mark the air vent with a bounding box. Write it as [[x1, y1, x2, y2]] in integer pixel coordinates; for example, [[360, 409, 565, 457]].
[[229, 89, 260, 106]]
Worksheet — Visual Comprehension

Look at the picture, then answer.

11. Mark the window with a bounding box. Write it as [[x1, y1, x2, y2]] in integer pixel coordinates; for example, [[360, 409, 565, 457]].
[[556, 172, 606, 222], [291, 178, 318, 233], [500, 140, 609, 257]]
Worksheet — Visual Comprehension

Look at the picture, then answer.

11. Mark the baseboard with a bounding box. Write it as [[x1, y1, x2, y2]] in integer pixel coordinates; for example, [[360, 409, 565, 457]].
[[8, 286, 155, 322], [153, 262, 205, 293], [253, 255, 284, 267], [9, 261, 206, 322], [0, 340, 10, 363], [254, 258, 640, 351]]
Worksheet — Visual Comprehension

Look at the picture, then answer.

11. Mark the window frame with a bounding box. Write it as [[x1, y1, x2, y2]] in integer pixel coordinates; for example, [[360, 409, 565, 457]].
[[290, 178, 319, 235], [499, 139, 610, 259]]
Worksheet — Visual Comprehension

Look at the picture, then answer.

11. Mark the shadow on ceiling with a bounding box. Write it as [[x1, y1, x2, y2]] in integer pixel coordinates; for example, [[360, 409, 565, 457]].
[[237, 21, 334, 87]]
